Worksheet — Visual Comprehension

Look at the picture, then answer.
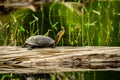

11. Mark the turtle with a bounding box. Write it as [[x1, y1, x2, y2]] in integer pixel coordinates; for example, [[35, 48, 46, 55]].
[[22, 27, 65, 50]]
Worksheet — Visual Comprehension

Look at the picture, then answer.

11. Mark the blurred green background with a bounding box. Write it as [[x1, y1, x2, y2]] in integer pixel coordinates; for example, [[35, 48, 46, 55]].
[[0, 1, 120, 46]]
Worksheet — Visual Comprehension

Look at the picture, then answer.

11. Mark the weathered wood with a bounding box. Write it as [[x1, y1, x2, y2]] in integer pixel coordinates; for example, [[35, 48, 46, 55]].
[[0, 46, 120, 73]]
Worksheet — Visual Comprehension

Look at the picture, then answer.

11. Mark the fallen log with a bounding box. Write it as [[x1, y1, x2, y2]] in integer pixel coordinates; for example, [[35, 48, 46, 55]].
[[0, 46, 120, 73]]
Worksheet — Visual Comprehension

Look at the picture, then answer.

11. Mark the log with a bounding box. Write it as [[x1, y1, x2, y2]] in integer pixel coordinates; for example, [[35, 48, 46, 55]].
[[0, 46, 120, 73]]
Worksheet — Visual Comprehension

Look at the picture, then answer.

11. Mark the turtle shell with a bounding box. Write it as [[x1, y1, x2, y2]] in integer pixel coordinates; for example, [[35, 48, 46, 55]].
[[25, 35, 55, 47]]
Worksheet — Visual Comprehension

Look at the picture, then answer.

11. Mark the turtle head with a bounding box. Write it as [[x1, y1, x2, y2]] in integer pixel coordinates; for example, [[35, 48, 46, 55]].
[[54, 27, 65, 45]]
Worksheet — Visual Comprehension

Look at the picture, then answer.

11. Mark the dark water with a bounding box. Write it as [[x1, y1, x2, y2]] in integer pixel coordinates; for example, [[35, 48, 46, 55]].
[[84, 71, 120, 80], [0, 71, 120, 80]]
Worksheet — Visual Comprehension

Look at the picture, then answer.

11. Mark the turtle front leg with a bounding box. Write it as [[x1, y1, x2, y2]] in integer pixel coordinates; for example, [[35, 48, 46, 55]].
[[27, 46, 33, 50]]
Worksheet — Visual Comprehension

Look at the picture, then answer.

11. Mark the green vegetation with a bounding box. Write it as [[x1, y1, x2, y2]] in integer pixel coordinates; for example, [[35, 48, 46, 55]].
[[1, 71, 120, 80], [0, 1, 120, 46]]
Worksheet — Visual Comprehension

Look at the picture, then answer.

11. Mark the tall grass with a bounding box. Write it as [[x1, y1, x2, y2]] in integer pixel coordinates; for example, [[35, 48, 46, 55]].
[[0, 1, 120, 46], [81, 1, 120, 46], [47, 1, 120, 46]]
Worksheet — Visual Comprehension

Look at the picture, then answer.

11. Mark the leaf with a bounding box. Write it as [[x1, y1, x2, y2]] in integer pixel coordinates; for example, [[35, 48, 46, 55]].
[[19, 26, 25, 32]]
